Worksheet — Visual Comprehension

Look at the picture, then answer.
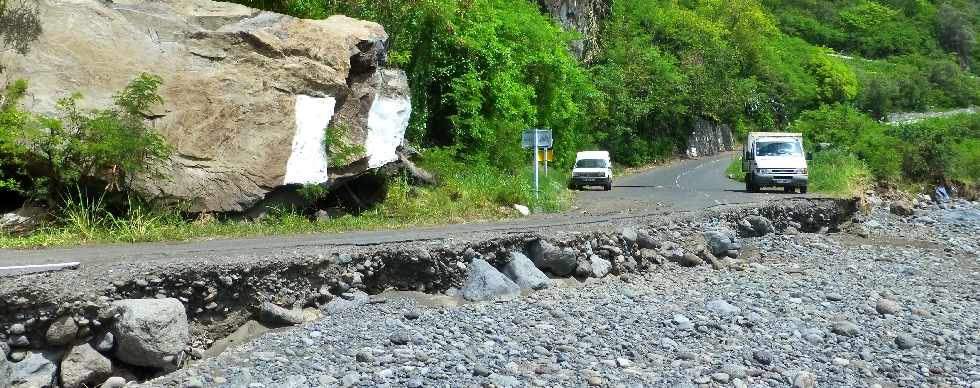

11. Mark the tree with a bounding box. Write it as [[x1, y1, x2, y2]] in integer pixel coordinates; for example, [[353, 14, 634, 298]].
[[937, 3, 976, 69]]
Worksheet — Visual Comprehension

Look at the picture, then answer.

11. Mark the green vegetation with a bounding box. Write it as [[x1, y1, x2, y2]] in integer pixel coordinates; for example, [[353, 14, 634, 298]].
[[0, 153, 569, 248], [324, 123, 365, 166], [4, 0, 980, 245], [0, 74, 173, 206]]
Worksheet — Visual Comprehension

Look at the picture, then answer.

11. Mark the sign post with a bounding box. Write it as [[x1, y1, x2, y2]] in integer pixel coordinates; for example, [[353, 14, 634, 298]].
[[522, 129, 553, 200]]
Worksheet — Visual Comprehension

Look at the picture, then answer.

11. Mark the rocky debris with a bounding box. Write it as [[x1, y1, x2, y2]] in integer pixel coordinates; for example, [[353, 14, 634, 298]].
[[460, 259, 520, 302], [703, 228, 740, 258], [258, 302, 306, 325], [894, 333, 916, 350], [0, 204, 46, 236], [112, 298, 189, 370], [3, 0, 412, 213], [738, 215, 774, 237], [94, 332, 114, 352], [830, 321, 860, 337], [87, 199, 980, 387], [513, 204, 531, 217], [0, 355, 10, 387], [671, 252, 704, 267], [890, 200, 914, 216], [501, 252, 550, 291], [574, 255, 594, 278], [45, 316, 78, 346], [589, 256, 611, 278], [8, 351, 60, 388], [60, 343, 112, 388], [875, 298, 901, 315], [527, 239, 578, 276]]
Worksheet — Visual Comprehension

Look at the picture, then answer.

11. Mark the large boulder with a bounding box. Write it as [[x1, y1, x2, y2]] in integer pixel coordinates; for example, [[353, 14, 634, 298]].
[[8, 351, 61, 388], [461, 259, 521, 302], [2, 0, 411, 212], [60, 343, 113, 388], [112, 298, 189, 370], [527, 239, 578, 276], [501, 252, 551, 291]]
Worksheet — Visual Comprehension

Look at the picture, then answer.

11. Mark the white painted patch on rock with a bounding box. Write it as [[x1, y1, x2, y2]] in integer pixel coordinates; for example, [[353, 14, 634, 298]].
[[285, 95, 335, 185], [365, 95, 411, 169]]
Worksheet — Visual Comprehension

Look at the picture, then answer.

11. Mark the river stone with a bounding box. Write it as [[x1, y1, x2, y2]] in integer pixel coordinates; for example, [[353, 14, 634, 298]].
[[501, 252, 550, 291], [875, 298, 901, 315], [259, 302, 306, 325], [890, 201, 914, 216], [60, 343, 112, 388], [527, 239, 578, 276], [46, 316, 78, 346], [590, 255, 611, 278], [461, 259, 520, 301], [8, 350, 61, 388], [706, 300, 741, 315], [112, 298, 189, 370], [704, 229, 736, 257], [575, 255, 594, 278], [3, 0, 411, 213], [740, 216, 774, 236]]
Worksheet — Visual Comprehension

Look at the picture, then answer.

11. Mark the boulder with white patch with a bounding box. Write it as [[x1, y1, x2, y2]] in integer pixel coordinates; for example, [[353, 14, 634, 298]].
[[2, 0, 411, 213]]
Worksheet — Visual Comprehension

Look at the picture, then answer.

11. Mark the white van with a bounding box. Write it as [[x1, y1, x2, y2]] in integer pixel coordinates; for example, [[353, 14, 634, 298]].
[[741, 132, 812, 193], [570, 151, 612, 191]]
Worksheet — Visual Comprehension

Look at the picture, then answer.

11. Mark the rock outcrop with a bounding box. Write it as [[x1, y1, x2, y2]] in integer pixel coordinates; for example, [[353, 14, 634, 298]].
[[537, 0, 609, 62], [685, 118, 735, 158], [1, 0, 411, 212]]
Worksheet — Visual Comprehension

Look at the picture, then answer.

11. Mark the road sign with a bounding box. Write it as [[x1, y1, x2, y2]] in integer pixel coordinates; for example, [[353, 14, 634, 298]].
[[522, 129, 553, 149], [537, 149, 554, 162]]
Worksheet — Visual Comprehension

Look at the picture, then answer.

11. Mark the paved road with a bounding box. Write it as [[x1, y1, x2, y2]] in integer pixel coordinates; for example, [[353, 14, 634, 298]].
[[0, 152, 809, 272]]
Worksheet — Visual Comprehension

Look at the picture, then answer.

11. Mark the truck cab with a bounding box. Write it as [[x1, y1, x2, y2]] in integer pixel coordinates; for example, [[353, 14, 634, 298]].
[[571, 151, 612, 191], [742, 132, 811, 193]]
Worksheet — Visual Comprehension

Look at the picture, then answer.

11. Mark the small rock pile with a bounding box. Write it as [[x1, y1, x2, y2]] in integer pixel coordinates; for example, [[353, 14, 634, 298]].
[[2, 298, 189, 387]]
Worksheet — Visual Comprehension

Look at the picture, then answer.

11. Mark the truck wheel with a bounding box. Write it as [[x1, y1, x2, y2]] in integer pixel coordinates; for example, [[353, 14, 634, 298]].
[[800, 186, 808, 194], [784, 186, 795, 193], [604, 183, 612, 191]]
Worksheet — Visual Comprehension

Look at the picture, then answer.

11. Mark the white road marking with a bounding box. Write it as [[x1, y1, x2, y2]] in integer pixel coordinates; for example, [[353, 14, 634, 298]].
[[0, 262, 80, 275]]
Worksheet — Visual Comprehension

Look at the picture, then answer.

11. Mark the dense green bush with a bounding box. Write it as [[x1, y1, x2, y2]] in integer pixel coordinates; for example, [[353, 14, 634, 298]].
[[0, 74, 173, 205], [791, 104, 980, 185]]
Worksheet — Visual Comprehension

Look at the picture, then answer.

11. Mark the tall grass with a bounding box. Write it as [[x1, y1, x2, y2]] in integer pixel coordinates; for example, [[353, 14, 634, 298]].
[[0, 151, 573, 248]]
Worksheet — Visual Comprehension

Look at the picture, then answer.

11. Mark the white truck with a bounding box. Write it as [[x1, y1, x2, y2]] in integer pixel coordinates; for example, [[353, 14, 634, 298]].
[[570, 151, 612, 191], [741, 132, 812, 193]]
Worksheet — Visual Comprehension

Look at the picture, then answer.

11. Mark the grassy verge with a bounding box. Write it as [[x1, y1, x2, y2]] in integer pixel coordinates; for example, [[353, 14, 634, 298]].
[[725, 151, 870, 196], [0, 152, 572, 248]]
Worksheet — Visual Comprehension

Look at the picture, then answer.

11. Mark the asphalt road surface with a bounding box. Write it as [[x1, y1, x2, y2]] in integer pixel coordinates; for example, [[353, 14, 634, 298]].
[[0, 152, 810, 273]]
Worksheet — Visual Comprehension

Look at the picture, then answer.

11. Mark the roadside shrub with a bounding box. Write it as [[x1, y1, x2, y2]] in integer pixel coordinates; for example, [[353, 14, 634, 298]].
[[1, 74, 173, 206]]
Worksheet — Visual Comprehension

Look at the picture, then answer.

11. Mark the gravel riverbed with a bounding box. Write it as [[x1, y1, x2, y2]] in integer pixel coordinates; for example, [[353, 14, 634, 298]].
[[148, 199, 980, 388]]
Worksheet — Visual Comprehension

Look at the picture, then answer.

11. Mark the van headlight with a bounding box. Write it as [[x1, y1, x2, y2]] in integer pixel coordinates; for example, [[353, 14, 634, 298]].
[[756, 168, 770, 174], [800, 168, 808, 175]]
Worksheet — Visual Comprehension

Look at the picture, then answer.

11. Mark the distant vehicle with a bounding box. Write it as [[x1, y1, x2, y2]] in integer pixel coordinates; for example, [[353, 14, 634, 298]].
[[570, 151, 612, 191], [741, 132, 812, 194]]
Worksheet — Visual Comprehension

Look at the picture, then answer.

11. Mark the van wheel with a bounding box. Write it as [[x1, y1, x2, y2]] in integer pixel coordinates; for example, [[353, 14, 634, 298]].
[[745, 175, 756, 193], [604, 183, 612, 191], [784, 186, 795, 193], [800, 186, 808, 194]]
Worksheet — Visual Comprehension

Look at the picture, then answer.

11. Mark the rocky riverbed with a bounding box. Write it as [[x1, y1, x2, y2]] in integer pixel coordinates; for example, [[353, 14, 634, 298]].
[[144, 198, 980, 388]]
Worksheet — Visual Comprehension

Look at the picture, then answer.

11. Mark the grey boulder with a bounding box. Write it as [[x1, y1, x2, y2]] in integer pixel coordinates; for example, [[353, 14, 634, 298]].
[[589, 255, 612, 278], [704, 229, 739, 257], [527, 239, 578, 276], [501, 252, 550, 291], [46, 316, 78, 346], [461, 259, 521, 302], [739, 216, 774, 237], [259, 302, 306, 325], [112, 298, 189, 370], [60, 343, 113, 388], [8, 351, 61, 388]]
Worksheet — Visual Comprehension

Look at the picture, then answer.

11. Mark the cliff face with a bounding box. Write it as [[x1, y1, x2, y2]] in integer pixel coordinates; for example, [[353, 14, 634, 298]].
[[536, 0, 609, 63]]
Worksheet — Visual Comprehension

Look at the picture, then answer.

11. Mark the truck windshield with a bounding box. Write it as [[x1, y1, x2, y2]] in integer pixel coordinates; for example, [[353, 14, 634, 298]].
[[575, 159, 607, 168], [755, 141, 803, 157]]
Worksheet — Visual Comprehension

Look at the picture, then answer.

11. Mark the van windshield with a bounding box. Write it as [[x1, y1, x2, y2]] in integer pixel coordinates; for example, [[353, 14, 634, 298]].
[[575, 159, 607, 168], [755, 141, 803, 157]]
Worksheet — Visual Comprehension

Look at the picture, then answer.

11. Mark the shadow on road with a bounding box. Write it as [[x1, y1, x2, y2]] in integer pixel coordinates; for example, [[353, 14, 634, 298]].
[[722, 189, 803, 194]]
